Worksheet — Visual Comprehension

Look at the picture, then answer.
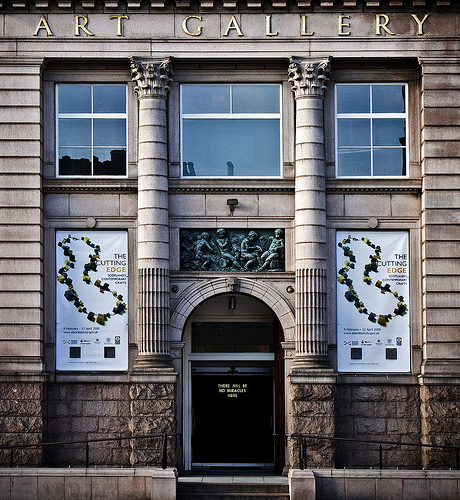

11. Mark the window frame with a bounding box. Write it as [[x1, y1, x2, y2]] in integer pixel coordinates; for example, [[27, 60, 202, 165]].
[[55, 83, 128, 178], [180, 83, 283, 179], [334, 82, 409, 179]]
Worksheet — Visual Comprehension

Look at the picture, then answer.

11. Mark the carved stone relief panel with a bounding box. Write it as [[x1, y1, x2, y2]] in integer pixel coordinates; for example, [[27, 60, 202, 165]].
[[180, 228, 285, 272]]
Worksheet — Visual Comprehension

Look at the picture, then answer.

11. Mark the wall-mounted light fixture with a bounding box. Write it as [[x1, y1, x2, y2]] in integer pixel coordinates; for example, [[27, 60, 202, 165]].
[[228, 296, 237, 310], [227, 198, 238, 216]]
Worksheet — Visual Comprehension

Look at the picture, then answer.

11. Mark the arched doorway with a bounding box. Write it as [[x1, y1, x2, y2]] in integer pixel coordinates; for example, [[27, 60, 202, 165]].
[[182, 293, 285, 472]]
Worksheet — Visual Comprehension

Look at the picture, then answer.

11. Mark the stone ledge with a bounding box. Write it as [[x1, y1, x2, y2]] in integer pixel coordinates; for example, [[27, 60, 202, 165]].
[[290, 469, 460, 500], [0, 468, 178, 500]]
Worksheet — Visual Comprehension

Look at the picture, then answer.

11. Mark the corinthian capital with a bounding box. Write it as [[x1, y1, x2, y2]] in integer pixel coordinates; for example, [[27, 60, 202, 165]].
[[130, 57, 173, 98], [288, 58, 331, 99]]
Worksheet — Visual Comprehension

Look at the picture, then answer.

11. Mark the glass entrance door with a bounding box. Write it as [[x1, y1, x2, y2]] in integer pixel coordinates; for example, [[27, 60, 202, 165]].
[[192, 366, 274, 467]]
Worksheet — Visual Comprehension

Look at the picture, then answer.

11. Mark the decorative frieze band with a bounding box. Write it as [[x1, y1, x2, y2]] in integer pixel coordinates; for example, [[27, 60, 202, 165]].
[[2, 0, 446, 9], [130, 57, 173, 99], [180, 228, 285, 272]]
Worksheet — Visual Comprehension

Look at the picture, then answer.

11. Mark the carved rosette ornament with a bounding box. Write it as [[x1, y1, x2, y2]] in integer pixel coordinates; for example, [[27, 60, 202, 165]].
[[130, 57, 173, 98], [288, 58, 331, 98]]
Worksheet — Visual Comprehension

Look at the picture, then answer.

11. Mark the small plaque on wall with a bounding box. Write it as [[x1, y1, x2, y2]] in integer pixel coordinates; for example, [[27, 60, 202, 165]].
[[180, 228, 285, 272]]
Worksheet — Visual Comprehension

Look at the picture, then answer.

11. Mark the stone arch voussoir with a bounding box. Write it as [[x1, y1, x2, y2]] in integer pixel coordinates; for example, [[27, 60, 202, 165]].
[[170, 278, 295, 342]]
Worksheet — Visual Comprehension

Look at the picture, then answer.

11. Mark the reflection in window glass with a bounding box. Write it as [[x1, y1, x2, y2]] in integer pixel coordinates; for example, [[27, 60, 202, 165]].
[[336, 85, 370, 114], [337, 119, 371, 147], [183, 119, 280, 177], [372, 85, 405, 113], [58, 85, 91, 113], [336, 83, 407, 177], [182, 85, 230, 114], [181, 84, 281, 177], [94, 85, 126, 113], [56, 84, 127, 177], [337, 149, 371, 177], [58, 147, 92, 176], [372, 119, 405, 146], [58, 119, 92, 147], [373, 148, 406, 176], [232, 85, 280, 114], [94, 119, 126, 147]]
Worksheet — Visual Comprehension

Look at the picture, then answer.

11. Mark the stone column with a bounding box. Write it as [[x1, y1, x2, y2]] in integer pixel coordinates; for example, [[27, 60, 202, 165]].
[[130, 58, 177, 466], [288, 59, 331, 370], [131, 58, 173, 369], [288, 59, 335, 468]]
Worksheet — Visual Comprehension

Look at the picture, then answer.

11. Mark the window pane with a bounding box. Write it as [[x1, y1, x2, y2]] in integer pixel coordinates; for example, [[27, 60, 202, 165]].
[[94, 119, 126, 147], [93, 148, 126, 176], [373, 118, 406, 146], [337, 118, 371, 146], [58, 147, 92, 175], [232, 85, 280, 114], [59, 118, 91, 146], [337, 148, 371, 176], [93, 85, 126, 113], [372, 85, 405, 113], [336, 85, 370, 114], [192, 322, 274, 353], [183, 119, 280, 176], [373, 148, 406, 176], [58, 85, 91, 113], [182, 85, 230, 114]]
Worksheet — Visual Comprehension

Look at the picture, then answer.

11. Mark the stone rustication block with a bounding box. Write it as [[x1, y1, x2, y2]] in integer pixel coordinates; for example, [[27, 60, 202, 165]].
[[129, 383, 178, 467], [335, 384, 421, 469], [0, 382, 44, 466], [289, 383, 335, 468]]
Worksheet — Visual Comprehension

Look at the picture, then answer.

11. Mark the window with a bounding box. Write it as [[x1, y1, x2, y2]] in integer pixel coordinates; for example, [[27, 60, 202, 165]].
[[56, 84, 127, 176], [181, 84, 281, 177], [335, 84, 408, 177]]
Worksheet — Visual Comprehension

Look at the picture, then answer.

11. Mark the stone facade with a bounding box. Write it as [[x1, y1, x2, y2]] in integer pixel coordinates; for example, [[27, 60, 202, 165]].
[[0, 0, 460, 475]]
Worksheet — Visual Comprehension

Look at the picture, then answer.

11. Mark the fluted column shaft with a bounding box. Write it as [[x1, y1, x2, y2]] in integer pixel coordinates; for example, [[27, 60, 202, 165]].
[[131, 58, 172, 365], [289, 59, 330, 366]]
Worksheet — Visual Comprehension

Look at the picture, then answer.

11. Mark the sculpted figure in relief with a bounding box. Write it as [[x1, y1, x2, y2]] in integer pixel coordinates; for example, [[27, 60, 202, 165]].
[[216, 229, 242, 269], [194, 232, 215, 269], [258, 228, 285, 271], [240, 231, 263, 270]]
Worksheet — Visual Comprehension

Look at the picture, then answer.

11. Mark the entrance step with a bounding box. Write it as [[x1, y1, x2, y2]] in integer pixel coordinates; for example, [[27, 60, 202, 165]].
[[177, 476, 290, 500]]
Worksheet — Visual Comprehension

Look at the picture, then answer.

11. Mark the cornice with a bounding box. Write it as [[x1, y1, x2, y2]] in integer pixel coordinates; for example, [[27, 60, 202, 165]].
[[42, 178, 423, 194], [168, 178, 295, 193], [42, 178, 138, 193], [169, 186, 295, 193], [325, 178, 423, 193], [2, 0, 460, 9]]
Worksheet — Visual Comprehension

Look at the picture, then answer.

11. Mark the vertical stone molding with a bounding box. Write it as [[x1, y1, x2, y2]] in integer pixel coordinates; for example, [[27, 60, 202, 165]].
[[139, 268, 170, 358], [131, 58, 173, 368], [295, 268, 327, 361], [289, 59, 331, 368]]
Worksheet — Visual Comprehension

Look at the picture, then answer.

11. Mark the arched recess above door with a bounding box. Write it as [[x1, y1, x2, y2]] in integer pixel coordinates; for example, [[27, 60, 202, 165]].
[[170, 278, 295, 343]]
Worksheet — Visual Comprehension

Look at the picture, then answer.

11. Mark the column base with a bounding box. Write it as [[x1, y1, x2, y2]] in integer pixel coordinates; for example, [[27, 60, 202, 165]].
[[289, 356, 336, 384], [132, 354, 178, 383]]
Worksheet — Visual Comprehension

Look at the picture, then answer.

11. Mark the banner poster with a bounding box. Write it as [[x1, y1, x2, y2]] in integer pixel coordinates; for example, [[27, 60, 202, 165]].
[[336, 231, 410, 373], [56, 231, 128, 371]]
